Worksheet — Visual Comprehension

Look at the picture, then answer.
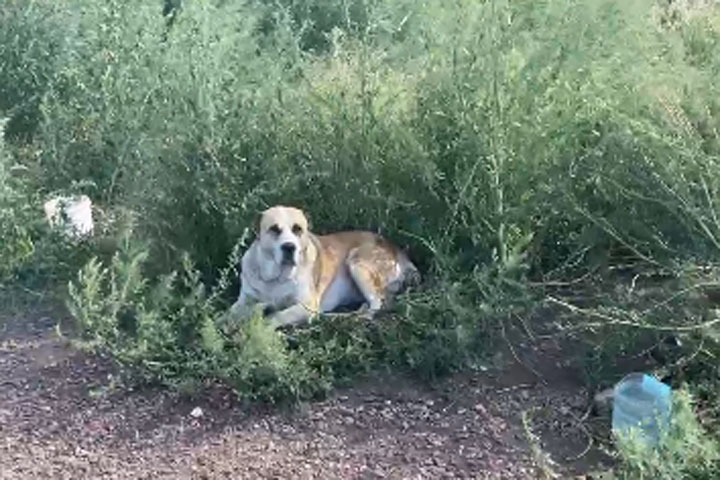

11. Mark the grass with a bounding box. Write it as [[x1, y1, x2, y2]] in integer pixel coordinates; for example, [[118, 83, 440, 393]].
[[2, 0, 720, 476]]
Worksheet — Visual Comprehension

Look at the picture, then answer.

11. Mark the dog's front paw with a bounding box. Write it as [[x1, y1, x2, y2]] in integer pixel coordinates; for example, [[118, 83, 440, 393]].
[[357, 303, 377, 321], [222, 302, 268, 335]]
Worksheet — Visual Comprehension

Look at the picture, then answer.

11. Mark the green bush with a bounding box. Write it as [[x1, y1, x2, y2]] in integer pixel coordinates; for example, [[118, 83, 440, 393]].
[[0, 0, 67, 139], [67, 232, 492, 399], [15, 0, 717, 278], [0, 118, 36, 283]]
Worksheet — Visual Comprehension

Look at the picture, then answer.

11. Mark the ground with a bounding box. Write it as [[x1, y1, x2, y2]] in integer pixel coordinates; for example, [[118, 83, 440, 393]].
[[0, 299, 613, 479]]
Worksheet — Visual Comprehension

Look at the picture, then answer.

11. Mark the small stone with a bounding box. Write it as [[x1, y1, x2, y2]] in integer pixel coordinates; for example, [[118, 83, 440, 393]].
[[593, 388, 614, 416], [594, 388, 614, 406], [190, 407, 204, 418]]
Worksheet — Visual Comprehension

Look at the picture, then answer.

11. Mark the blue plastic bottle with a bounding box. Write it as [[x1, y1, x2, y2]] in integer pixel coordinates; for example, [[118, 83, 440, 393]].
[[611, 373, 672, 446]]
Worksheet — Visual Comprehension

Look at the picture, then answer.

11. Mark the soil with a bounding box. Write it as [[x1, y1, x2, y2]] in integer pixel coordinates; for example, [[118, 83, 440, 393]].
[[0, 300, 614, 479]]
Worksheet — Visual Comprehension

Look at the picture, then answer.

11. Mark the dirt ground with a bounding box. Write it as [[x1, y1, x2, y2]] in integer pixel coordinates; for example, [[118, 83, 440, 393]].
[[0, 301, 613, 479]]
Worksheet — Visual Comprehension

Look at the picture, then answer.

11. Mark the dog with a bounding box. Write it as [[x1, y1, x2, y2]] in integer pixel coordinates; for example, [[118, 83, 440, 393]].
[[230, 205, 419, 329]]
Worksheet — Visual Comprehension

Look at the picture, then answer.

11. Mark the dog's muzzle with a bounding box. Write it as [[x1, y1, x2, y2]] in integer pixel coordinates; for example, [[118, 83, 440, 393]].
[[280, 242, 297, 265]]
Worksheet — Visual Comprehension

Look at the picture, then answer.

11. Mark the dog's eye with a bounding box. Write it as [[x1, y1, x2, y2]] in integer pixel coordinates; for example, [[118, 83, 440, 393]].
[[292, 224, 303, 236], [268, 224, 281, 235]]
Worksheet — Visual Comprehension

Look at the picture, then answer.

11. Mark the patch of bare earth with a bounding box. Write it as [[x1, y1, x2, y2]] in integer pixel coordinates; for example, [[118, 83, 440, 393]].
[[0, 303, 611, 479]]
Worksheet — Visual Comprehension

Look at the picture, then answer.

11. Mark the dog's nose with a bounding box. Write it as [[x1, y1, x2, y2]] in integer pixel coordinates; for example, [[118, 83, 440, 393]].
[[281, 243, 296, 256]]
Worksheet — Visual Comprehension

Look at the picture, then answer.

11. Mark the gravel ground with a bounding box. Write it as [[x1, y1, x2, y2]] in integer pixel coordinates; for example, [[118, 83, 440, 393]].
[[0, 305, 611, 479]]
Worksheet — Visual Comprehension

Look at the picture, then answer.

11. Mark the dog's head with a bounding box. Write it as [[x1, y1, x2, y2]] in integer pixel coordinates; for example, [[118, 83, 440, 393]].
[[257, 205, 311, 277]]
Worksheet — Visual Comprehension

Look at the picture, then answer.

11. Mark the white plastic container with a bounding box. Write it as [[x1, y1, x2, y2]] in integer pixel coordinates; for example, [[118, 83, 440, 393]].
[[611, 372, 672, 446], [43, 195, 94, 239]]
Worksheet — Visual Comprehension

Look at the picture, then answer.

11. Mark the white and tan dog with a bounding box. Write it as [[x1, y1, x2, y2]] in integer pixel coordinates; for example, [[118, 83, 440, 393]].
[[230, 205, 419, 329]]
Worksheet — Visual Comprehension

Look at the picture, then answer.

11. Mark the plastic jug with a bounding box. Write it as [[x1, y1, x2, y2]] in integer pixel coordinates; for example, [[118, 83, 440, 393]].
[[611, 372, 672, 446]]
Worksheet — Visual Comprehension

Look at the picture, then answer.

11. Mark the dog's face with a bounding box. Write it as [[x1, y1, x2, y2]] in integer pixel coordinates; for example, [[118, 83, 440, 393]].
[[258, 206, 310, 272]]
